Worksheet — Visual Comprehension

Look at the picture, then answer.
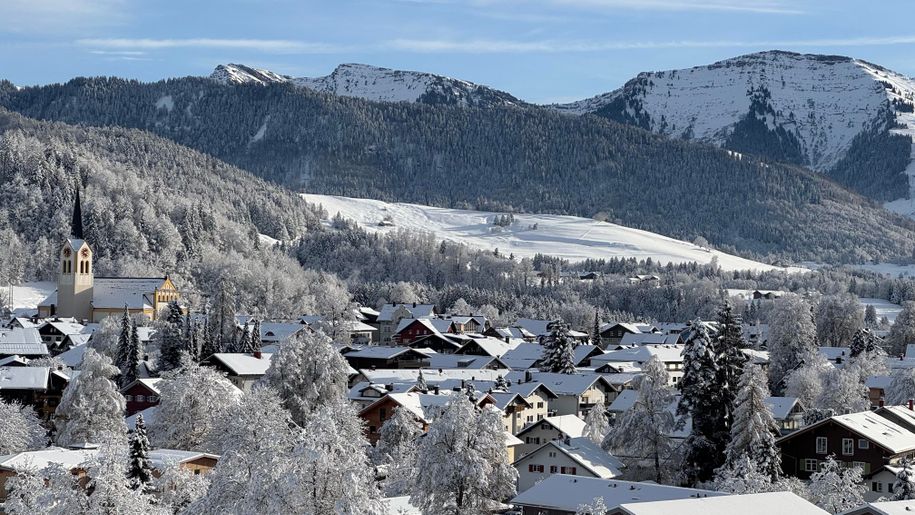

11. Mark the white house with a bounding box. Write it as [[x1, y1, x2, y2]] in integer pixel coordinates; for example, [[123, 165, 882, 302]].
[[512, 437, 624, 492], [506, 371, 618, 417], [513, 415, 587, 457]]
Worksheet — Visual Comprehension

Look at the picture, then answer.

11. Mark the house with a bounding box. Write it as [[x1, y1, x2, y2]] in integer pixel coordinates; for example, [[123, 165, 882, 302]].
[[513, 415, 587, 457], [348, 382, 418, 408], [618, 332, 682, 346], [407, 333, 465, 354], [502, 382, 558, 433], [593, 345, 685, 386], [0, 366, 71, 420], [515, 319, 590, 342], [148, 449, 219, 477], [0, 327, 48, 359], [455, 336, 520, 358], [394, 318, 454, 345], [867, 376, 891, 408], [507, 371, 619, 417], [359, 390, 496, 444], [354, 368, 505, 387], [257, 321, 308, 345], [820, 346, 852, 364], [500, 343, 603, 371], [200, 353, 272, 392], [512, 437, 624, 492], [863, 465, 906, 501], [484, 326, 537, 343], [843, 499, 915, 514], [37, 320, 84, 353], [299, 316, 377, 345], [442, 315, 489, 334], [766, 396, 806, 434], [777, 409, 915, 479], [753, 289, 786, 300], [614, 491, 826, 515], [0, 355, 30, 367], [0, 446, 99, 504], [377, 303, 436, 343], [37, 193, 181, 323], [510, 475, 725, 515], [121, 378, 163, 416], [343, 347, 431, 370], [490, 392, 535, 433], [423, 353, 509, 371], [598, 322, 658, 348]]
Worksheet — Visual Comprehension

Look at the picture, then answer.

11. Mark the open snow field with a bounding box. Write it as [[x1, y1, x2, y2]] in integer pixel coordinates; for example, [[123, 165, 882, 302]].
[[2, 281, 54, 316], [303, 194, 799, 272], [859, 298, 902, 324]]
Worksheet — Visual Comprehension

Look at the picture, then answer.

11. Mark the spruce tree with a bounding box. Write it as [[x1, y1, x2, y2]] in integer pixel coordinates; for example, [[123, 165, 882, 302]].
[[677, 320, 725, 483], [237, 321, 252, 354], [725, 363, 781, 480], [158, 301, 186, 372], [893, 459, 915, 500], [539, 321, 576, 374], [251, 318, 262, 353], [416, 370, 428, 393], [849, 328, 880, 358], [200, 318, 221, 359], [716, 302, 748, 433], [591, 309, 601, 347], [114, 306, 132, 372], [128, 413, 154, 493], [120, 321, 141, 388]]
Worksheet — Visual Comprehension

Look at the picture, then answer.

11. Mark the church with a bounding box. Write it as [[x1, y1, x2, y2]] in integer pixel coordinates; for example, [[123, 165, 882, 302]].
[[37, 191, 180, 323]]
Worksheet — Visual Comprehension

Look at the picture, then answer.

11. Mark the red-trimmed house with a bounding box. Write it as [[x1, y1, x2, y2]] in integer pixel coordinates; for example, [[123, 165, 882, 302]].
[[121, 378, 163, 416]]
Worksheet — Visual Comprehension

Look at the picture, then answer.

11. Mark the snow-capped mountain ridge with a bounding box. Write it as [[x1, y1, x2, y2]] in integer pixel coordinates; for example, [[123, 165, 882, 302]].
[[555, 51, 915, 209], [210, 63, 523, 108]]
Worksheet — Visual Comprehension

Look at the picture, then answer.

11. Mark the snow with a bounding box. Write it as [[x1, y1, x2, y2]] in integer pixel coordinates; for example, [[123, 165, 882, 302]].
[[0, 367, 49, 390], [829, 411, 915, 454], [861, 500, 915, 515], [764, 396, 800, 420], [522, 414, 587, 438], [505, 371, 611, 396], [2, 281, 55, 316], [860, 298, 903, 323], [304, 194, 797, 272], [155, 95, 174, 112], [250, 119, 267, 144], [257, 233, 280, 247], [617, 491, 827, 514], [856, 263, 915, 278], [147, 449, 219, 470], [0, 446, 99, 472], [548, 437, 624, 478], [208, 353, 273, 376]]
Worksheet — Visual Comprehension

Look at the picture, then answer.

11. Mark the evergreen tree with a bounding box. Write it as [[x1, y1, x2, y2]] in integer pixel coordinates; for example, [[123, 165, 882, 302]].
[[677, 320, 725, 483], [715, 302, 748, 433], [128, 413, 154, 493], [893, 459, 915, 501], [114, 306, 132, 372], [808, 456, 865, 513], [120, 320, 141, 388], [591, 308, 601, 346], [200, 318, 220, 359], [236, 320, 252, 353], [250, 318, 262, 353], [158, 301, 187, 372], [725, 363, 781, 480], [849, 328, 880, 358], [539, 321, 576, 374], [416, 369, 428, 393], [864, 304, 879, 329], [54, 348, 127, 447]]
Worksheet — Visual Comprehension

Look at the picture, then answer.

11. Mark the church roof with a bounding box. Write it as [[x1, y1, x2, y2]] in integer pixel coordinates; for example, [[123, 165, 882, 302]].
[[92, 277, 168, 310]]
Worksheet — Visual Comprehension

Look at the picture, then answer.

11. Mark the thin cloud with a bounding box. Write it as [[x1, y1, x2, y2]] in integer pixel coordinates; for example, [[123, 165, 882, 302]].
[[0, 0, 128, 34], [77, 38, 349, 54], [544, 0, 804, 14]]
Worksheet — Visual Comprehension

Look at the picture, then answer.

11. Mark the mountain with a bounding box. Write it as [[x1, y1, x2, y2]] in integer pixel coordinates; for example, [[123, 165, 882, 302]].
[[210, 62, 524, 108], [556, 51, 915, 204], [2, 76, 915, 264], [304, 194, 799, 272]]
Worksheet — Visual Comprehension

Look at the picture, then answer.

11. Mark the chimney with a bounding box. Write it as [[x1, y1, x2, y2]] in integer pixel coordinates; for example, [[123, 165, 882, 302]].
[[433, 386, 440, 395], [385, 383, 394, 391], [524, 370, 533, 383], [254, 350, 263, 359], [909, 399, 913, 411]]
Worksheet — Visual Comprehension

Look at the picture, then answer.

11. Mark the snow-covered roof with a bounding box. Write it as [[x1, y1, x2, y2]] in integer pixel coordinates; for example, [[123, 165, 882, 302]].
[[819, 346, 851, 362], [608, 389, 639, 412], [619, 333, 681, 346], [65, 333, 92, 347], [56, 343, 87, 368], [208, 353, 273, 376], [489, 392, 530, 410], [122, 377, 163, 394], [503, 381, 558, 399], [377, 304, 435, 322], [617, 491, 826, 515], [594, 344, 684, 366], [348, 381, 417, 402], [490, 326, 536, 340], [0, 447, 99, 472], [517, 414, 587, 438], [148, 449, 219, 471], [764, 396, 801, 420], [358, 368, 504, 384], [40, 320, 85, 335], [346, 346, 423, 360], [0, 355, 29, 367], [536, 437, 623, 479], [741, 348, 769, 365], [258, 322, 306, 342], [514, 318, 553, 337], [845, 500, 915, 515], [505, 371, 614, 396], [0, 327, 44, 346], [91, 277, 167, 309], [371, 391, 472, 423], [510, 475, 724, 512], [0, 367, 50, 390], [458, 336, 519, 358], [868, 375, 893, 390], [424, 353, 503, 370], [785, 411, 915, 454]]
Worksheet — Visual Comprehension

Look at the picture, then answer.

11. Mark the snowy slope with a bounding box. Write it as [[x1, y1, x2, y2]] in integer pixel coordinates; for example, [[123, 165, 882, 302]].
[[2, 281, 55, 316], [556, 51, 915, 203], [303, 194, 800, 273], [210, 63, 522, 108]]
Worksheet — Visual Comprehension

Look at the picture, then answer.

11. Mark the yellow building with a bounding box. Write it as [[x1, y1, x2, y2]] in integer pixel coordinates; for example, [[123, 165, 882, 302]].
[[37, 190, 179, 322]]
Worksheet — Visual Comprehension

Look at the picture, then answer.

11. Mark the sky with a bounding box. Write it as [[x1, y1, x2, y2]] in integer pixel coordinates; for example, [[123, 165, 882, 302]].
[[2, 0, 915, 103]]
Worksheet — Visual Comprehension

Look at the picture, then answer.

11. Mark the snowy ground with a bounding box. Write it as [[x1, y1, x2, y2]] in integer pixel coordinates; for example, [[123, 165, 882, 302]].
[[303, 194, 801, 273], [859, 298, 902, 324], [2, 281, 54, 316], [855, 263, 915, 277]]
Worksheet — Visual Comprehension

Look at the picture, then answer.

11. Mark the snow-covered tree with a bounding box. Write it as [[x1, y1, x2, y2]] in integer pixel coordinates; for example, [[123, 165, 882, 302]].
[[0, 399, 46, 454], [583, 404, 610, 445], [576, 496, 609, 515], [3, 463, 89, 514], [416, 369, 429, 392], [235, 320, 252, 353], [848, 330, 887, 383], [494, 374, 509, 390], [816, 367, 869, 415], [712, 455, 774, 494], [116, 316, 142, 388], [784, 349, 830, 409], [893, 459, 915, 500], [888, 367, 915, 405], [149, 357, 239, 451], [850, 328, 881, 358], [768, 295, 817, 394], [260, 329, 350, 425], [808, 455, 865, 513], [412, 396, 517, 514], [115, 306, 133, 371], [677, 321, 725, 483], [815, 294, 863, 348], [54, 348, 126, 447], [604, 355, 674, 483], [715, 302, 748, 434], [375, 406, 422, 496], [84, 440, 166, 514], [128, 413, 154, 492], [250, 318, 262, 353], [888, 301, 915, 357], [154, 464, 210, 513], [725, 363, 780, 479], [200, 317, 220, 359], [864, 304, 879, 329], [539, 321, 576, 374], [157, 301, 187, 372]]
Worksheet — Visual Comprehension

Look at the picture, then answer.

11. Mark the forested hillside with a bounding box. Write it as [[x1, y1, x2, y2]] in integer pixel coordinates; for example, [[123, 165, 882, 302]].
[[2, 77, 915, 263]]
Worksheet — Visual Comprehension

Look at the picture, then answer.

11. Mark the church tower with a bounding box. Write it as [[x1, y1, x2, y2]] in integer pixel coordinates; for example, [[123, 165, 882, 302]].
[[57, 189, 94, 321]]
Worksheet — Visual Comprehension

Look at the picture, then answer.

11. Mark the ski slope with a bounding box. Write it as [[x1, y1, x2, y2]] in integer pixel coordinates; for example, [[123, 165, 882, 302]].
[[2, 281, 54, 316], [303, 194, 799, 272]]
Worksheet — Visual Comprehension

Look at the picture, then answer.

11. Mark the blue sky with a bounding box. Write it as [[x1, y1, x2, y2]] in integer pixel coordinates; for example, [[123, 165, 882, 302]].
[[2, 0, 915, 103]]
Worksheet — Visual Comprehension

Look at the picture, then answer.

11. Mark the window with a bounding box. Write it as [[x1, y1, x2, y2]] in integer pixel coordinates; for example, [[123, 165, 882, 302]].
[[537, 402, 544, 409], [859, 439, 870, 449], [873, 481, 883, 492], [549, 466, 558, 473], [379, 407, 387, 421], [194, 470, 201, 476], [527, 464, 544, 473], [842, 438, 854, 456], [136, 395, 145, 402], [560, 467, 567, 474], [125, 395, 133, 401], [853, 462, 867, 474], [816, 437, 828, 454], [570, 467, 577, 475], [369, 426, 376, 433], [526, 415, 534, 422], [148, 396, 158, 402], [803, 459, 818, 472], [548, 452, 556, 458]]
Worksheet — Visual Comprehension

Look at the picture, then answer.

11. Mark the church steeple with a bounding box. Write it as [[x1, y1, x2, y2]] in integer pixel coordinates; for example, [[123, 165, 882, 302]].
[[71, 187, 84, 239]]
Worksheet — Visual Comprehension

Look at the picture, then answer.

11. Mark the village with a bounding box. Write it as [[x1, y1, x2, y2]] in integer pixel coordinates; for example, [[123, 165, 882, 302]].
[[1, 201, 915, 514]]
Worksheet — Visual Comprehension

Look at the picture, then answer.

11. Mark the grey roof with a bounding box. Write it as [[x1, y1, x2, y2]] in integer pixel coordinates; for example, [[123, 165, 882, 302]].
[[506, 371, 615, 395], [92, 277, 168, 309], [377, 304, 435, 322]]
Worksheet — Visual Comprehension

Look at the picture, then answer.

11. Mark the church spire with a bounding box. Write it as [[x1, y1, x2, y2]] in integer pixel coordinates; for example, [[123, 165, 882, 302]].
[[71, 186, 84, 239]]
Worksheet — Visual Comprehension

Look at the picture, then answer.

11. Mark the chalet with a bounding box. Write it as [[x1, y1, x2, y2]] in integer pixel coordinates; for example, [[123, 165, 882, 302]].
[[200, 353, 272, 392], [0, 327, 48, 359], [442, 315, 489, 334], [516, 319, 590, 342], [37, 320, 85, 353], [394, 318, 454, 345], [148, 449, 219, 477], [424, 353, 509, 371], [503, 382, 558, 430], [456, 335, 520, 358], [343, 347, 430, 370], [614, 491, 825, 515], [407, 332, 464, 354], [593, 345, 685, 386], [513, 437, 624, 492], [0, 366, 71, 420], [618, 332, 681, 346], [0, 446, 98, 504], [0, 355, 30, 367], [257, 321, 308, 344], [765, 396, 806, 434], [843, 499, 915, 514], [5, 317, 40, 329], [628, 274, 660, 285], [598, 322, 658, 348], [121, 378, 163, 416], [348, 382, 418, 408], [490, 392, 535, 433], [510, 475, 724, 515], [484, 326, 537, 343], [867, 376, 891, 408], [777, 409, 915, 479], [514, 415, 587, 457], [377, 303, 436, 343], [506, 371, 618, 417], [359, 390, 496, 444]]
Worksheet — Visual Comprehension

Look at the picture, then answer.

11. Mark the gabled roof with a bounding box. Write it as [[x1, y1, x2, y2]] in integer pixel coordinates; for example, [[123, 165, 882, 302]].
[[619, 333, 681, 346], [765, 396, 802, 420], [126, 406, 159, 430], [617, 491, 826, 515], [457, 336, 520, 358], [148, 449, 219, 471], [121, 377, 163, 395], [510, 475, 724, 513], [348, 381, 417, 402], [778, 410, 915, 455], [513, 437, 623, 479], [39, 320, 86, 336], [842, 500, 915, 515], [358, 368, 504, 384], [0, 327, 44, 346], [0, 366, 50, 390], [505, 371, 616, 395], [0, 447, 98, 472], [206, 353, 273, 376], [503, 381, 559, 399], [362, 391, 490, 423], [594, 344, 684, 366], [91, 277, 169, 310], [489, 392, 531, 410], [424, 353, 506, 370], [345, 346, 427, 360], [56, 343, 87, 368], [0, 355, 30, 367], [516, 414, 587, 439], [377, 304, 435, 322]]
